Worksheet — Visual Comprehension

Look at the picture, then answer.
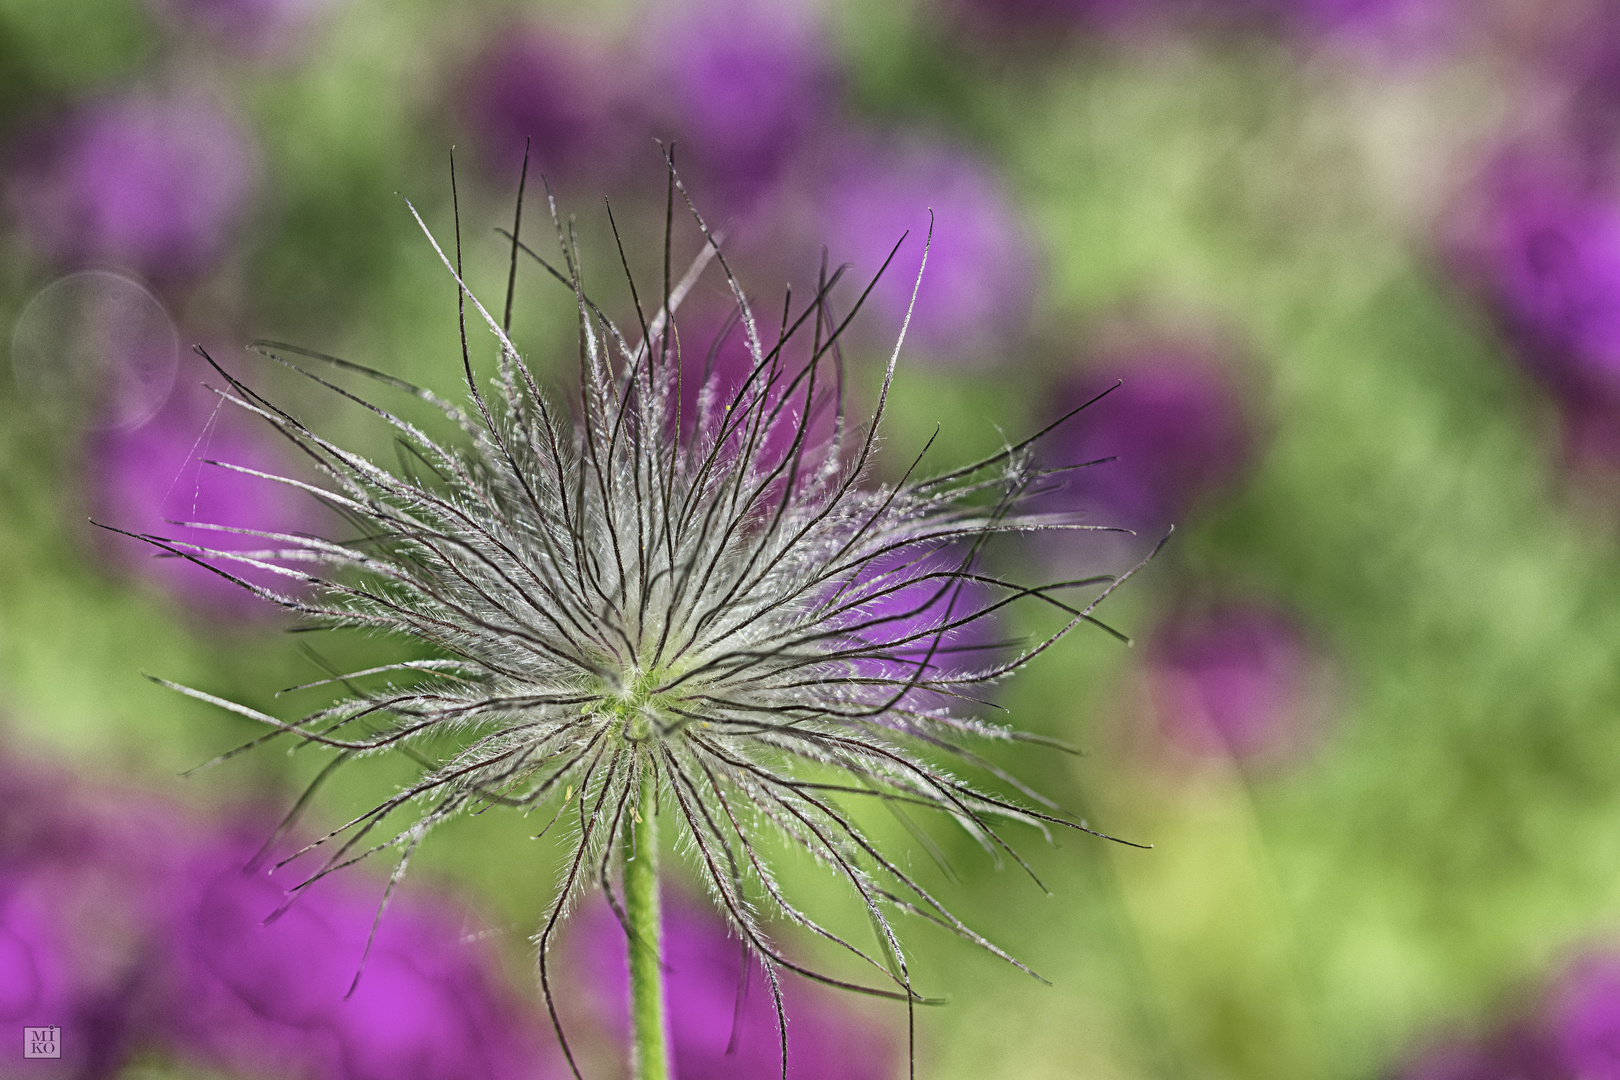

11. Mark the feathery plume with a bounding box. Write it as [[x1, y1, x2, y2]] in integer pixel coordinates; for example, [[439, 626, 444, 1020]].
[[123, 151, 1160, 1079]]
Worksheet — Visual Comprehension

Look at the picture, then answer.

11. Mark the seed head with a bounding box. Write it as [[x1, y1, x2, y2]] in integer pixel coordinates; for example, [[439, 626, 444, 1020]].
[[127, 155, 1160, 1078]]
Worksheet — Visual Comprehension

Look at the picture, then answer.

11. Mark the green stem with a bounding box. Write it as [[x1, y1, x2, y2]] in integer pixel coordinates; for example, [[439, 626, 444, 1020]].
[[624, 772, 670, 1080]]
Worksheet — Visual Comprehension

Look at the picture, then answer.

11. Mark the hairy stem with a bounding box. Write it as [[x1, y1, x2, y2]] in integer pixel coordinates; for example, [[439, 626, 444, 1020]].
[[625, 769, 670, 1080]]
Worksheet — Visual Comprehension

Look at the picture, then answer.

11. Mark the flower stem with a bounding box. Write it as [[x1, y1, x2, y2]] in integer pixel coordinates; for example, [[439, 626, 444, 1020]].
[[625, 771, 670, 1080]]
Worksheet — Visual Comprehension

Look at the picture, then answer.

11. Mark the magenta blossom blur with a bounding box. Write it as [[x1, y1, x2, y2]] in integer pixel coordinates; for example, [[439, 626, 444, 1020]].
[[1145, 603, 1325, 765], [1395, 1030, 1561, 1080], [146, 0, 336, 55], [838, 548, 1003, 707], [4, 93, 256, 285], [1, 870, 145, 1077], [571, 893, 895, 1080], [814, 138, 1035, 365], [1390, 945, 1620, 1080], [639, 0, 835, 213], [458, 26, 635, 185], [1184, 0, 1453, 40], [1397, 1040, 1504, 1080], [0, 752, 557, 1080], [0, 765, 176, 1079], [1276, 0, 1454, 44], [951, 0, 1153, 32], [87, 373, 320, 618], [1543, 949, 1620, 1080], [1449, 152, 1620, 465], [667, 305, 839, 475], [1040, 345, 1250, 537], [1535, 6, 1620, 167], [166, 828, 551, 1080]]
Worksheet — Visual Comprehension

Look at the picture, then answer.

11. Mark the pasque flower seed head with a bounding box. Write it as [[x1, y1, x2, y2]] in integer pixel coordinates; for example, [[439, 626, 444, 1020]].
[[122, 155, 1159, 1077]]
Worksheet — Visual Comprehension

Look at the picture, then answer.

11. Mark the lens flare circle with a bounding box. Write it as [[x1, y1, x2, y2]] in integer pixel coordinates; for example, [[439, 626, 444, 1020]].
[[10, 270, 179, 430]]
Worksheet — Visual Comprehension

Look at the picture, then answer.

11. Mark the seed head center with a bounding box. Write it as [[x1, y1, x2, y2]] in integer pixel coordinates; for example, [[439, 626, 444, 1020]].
[[609, 667, 677, 743]]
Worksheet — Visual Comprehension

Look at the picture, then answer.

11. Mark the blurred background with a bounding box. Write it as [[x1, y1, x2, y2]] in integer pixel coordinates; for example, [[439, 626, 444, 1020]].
[[6, 0, 1620, 1078]]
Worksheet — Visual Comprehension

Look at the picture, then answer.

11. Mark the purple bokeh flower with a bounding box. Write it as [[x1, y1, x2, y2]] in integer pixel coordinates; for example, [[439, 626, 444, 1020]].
[[1185, 0, 1455, 43], [946, 0, 1153, 32], [0, 765, 193, 1079], [637, 0, 836, 214], [954, 0, 1457, 46], [164, 828, 550, 1080], [4, 93, 256, 285], [1289, 0, 1429, 30], [1, 869, 141, 1078], [571, 893, 895, 1080], [1448, 151, 1620, 465], [457, 26, 637, 186], [1392, 947, 1620, 1080], [1397, 1039, 1505, 1080], [665, 306, 841, 482], [1395, 1029, 1562, 1080], [1272, 0, 1455, 45], [812, 137, 1036, 365], [834, 548, 1003, 708], [145, 0, 337, 56], [1038, 344, 1251, 537], [1543, 950, 1620, 1080], [1145, 603, 1326, 765], [87, 370, 322, 619], [1524, 6, 1620, 170], [0, 752, 558, 1080]]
